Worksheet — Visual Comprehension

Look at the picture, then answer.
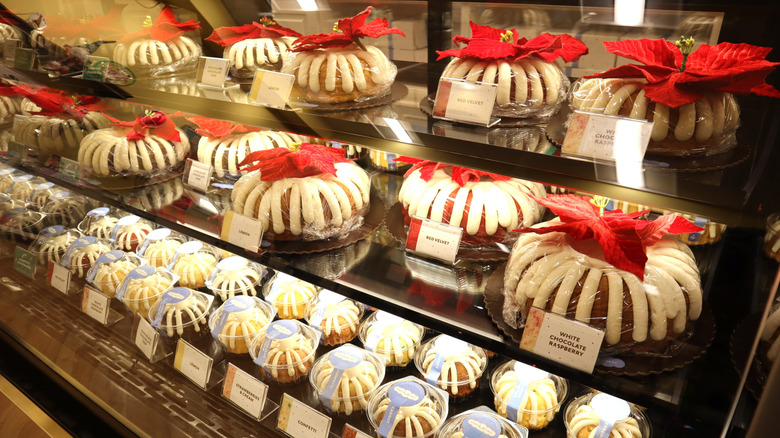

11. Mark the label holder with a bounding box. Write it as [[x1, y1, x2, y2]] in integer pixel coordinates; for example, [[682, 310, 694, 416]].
[[173, 339, 225, 390], [130, 314, 170, 363], [196, 56, 230, 88], [249, 69, 294, 110], [561, 110, 653, 163], [276, 393, 332, 438], [81, 285, 124, 326], [13, 246, 35, 278], [47, 262, 72, 295], [220, 210, 264, 253], [404, 216, 463, 265], [182, 158, 214, 192], [432, 77, 500, 127], [222, 363, 277, 421]]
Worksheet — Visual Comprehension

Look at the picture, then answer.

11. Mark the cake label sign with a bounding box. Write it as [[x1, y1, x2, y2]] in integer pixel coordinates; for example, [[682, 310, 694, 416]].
[[47, 262, 71, 294], [82, 56, 110, 82], [222, 363, 268, 419], [519, 307, 605, 374], [250, 70, 294, 110], [406, 216, 462, 264], [221, 210, 264, 253], [13, 246, 35, 278], [562, 111, 653, 161], [134, 316, 160, 361], [3, 38, 19, 64], [433, 78, 499, 127], [174, 339, 214, 389], [183, 158, 213, 192], [342, 424, 371, 438], [196, 56, 230, 88], [277, 393, 332, 438], [81, 285, 111, 325]]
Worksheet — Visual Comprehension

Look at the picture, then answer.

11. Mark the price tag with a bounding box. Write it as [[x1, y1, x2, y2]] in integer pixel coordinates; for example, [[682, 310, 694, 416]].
[[220, 210, 264, 252], [4, 38, 19, 63], [182, 158, 213, 192], [81, 285, 111, 325], [519, 307, 605, 373], [174, 339, 214, 389], [13, 48, 35, 70], [134, 316, 160, 361], [249, 70, 294, 109], [433, 78, 499, 127], [82, 56, 110, 82], [222, 363, 269, 419], [59, 157, 88, 184], [562, 111, 653, 161], [277, 393, 331, 438], [342, 424, 371, 438], [7, 141, 26, 160], [47, 262, 71, 294], [405, 216, 462, 264], [13, 246, 35, 278], [196, 56, 230, 87]]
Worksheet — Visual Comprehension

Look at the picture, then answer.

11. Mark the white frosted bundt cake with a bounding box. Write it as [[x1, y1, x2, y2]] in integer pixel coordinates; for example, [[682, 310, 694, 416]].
[[415, 335, 487, 399], [360, 311, 423, 368], [0, 24, 20, 56], [369, 378, 447, 438], [265, 273, 317, 319], [250, 320, 318, 383], [311, 345, 384, 415]]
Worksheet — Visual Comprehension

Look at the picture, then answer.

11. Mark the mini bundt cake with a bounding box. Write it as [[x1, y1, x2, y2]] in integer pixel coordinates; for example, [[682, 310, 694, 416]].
[[112, 217, 154, 252], [88, 251, 139, 297], [306, 292, 362, 346], [765, 214, 780, 262], [207, 256, 264, 300], [491, 361, 565, 430], [169, 242, 219, 289], [150, 288, 211, 340], [360, 311, 423, 368], [311, 345, 383, 415], [210, 296, 273, 354], [265, 273, 317, 319], [416, 335, 487, 399], [251, 320, 318, 383], [63, 237, 113, 278], [118, 267, 174, 317], [31, 227, 82, 265], [566, 393, 647, 438], [370, 379, 445, 438]]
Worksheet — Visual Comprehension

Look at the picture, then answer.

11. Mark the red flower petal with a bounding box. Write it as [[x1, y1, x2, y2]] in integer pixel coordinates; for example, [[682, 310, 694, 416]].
[[149, 6, 200, 42], [468, 21, 506, 41], [206, 21, 300, 46], [636, 214, 703, 247], [603, 39, 680, 70], [291, 6, 404, 51], [238, 143, 350, 181]]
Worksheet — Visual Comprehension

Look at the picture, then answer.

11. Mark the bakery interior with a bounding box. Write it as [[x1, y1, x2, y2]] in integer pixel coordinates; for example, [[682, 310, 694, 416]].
[[0, 0, 777, 437]]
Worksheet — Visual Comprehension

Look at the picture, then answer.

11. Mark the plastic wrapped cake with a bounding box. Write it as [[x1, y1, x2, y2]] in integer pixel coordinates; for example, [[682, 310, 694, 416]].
[[414, 334, 487, 401], [208, 295, 276, 355], [206, 255, 266, 301], [149, 287, 214, 345], [564, 392, 650, 438], [359, 310, 424, 368], [309, 344, 385, 415], [249, 319, 320, 384], [367, 376, 449, 438], [86, 250, 143, 298], [490, 360, 567, 431], [116, 265, 177, 317]]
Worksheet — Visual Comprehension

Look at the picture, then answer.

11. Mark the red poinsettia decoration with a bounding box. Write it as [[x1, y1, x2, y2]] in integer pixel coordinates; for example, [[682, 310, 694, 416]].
[[436, 22, 587, 63], [238, 143, 351, 181], [516, 195, 702, 279], [0, 81, 23, 98], [291, 6, 404, 52], [396, 156, 511, 187], [38, 5, 125, 41], [0, 9, 24, 26], [103, 110, 182, 142], [206, 17, 301, 46], [17, 86, 106, 117], [186, 115, 258, 139], [120, 6, 200, 44], [588, 38, 780, 108]]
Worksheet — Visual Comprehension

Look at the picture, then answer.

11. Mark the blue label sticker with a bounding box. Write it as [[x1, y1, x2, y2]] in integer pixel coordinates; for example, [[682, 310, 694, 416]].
[[115, 265, 156, 300], [309, 290, 345, 329], [60, 236, 97, 266], [253, 320, 298, 368], [689, 217, 707, 242], [599, 357, 626, 368], [320, 345, 364, 408], [111, 215, 141, 241], [151, 287, 193, 328], [210, 295, 255, 339], [28, 182, 54, 202], [86, 250, 124, 283], [386, 153, 397, 171], [166, 240, 203, 270], [377, 381, 425, 437], [461, 413, 501, 438], [48, 191, 70, 201], [137, 227, 172, 256], [605, 200, 615, 212], [87, 207, 110, 217], [425, 336, 468, 386], [39, 225, 64, 237]]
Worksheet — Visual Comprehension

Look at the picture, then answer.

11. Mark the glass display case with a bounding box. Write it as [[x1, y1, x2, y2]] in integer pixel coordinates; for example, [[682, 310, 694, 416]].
[[0, 1, 777, 437]]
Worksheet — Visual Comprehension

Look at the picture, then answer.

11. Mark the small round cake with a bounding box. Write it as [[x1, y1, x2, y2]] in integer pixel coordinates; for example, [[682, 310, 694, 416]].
[[8, 175, 45, 203], [0, 92, 22, 125], [149, 287, 211, 341], [0, 208, 46, 243], [64, 237, 113, 278], [491, 361, 567, 430], [197, 129, 305, 179], [438, 411, 526, 438], [227, 36, 297, 76], [250, 320, 319, 384], [264, 273, 317, 319], [209, 296, 275, 354], [305, 291, 363, 346], [29, 226, 83, 265], [119, 267, 175, 317], [122, 179, 184, 211], [207, 256, 265, 300], [112, 217, 154, 252], [138, 230, 185, 268], [88, 251, 141, 298], [13, 111, 110, 160], [28, 183, 64, 211], [368, 378, 448, 438], [359, 311, 424, 368], [310, 345, 385, 415], [415, 335, 487, 400], [41, 192, 88, 228], [565, 393, 649, 438], [78, 208, 119, 239], [169, 242, 220, 289]]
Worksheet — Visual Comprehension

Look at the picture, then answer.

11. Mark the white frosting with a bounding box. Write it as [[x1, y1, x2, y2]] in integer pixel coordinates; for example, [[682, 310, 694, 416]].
[[315, 359, 379, 414], [159, 295, 209, 337], [94, 259, 138, 296], [172, 252, 218, 289], [309, 300, 361, 335], [569, 404, 642, 438], [217, 308, 270, 351], [231, 162, 370, 240], [422, 345, 485, 395], [113, 36, 200, 67], [0, 95, 21, 121], [84, 216, 118, 239], [0, 23, 20, 44], [270, 280, 316, 319], [197, 130, 304, 178], [262, 333, 315, 378], [495, 372, 558, 428], [211, 266, 262, 299], [67, 241, 111, 277], [115, 223, 154, 252], [37, 234, 77, 264], [14, 112, 109, 152], [365, 320, 421, 366], [143, 239, 182, 267], [78, 127, 190, 177], [226, 37, 296, 71], [124, 275, 172, 315], [374, 398, 441, 436]]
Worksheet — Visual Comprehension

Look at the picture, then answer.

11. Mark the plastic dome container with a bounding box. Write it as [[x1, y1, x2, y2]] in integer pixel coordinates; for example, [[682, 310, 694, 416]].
[[414, 335, 488, 401], [367, 376, 449, 438], [61, 236, 115, 278], [208, 296, 276, 355], [206, 256, 266, 301], [116, 265, 177, 318], [0, 194, 23, 213], [110, 215, 155, 252], [305, 290, 364, 346], [136, 228, 187, 268], [77, 207, 121, 239], [148, 287, 214, 343], [28, 182, 64, 211], [490, 361, 568, 431], [0, 168, 21, 192], [262, 272, 318, 319], [0, 208, 47, 243], [309, 344, 386, 416], [86, 250, 143, 298], [168, 240, 220, 289], [249, 319, 320, 384], [437, 410, 529, 438], [28, 226, 83, 267], [7, 174, 44, 202], [41, 191, 89, 228], [564, 392, 651, 438], [359, 310, 425, 369]]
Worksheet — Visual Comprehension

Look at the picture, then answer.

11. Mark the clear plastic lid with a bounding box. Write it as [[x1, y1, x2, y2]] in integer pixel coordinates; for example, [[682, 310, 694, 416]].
[[0, 194, 23, 213], [367, 376, 449, 438], [359, 310, 425, 368], [7, 174, 44, 202], [137, 228, 187, 267], [206, 256, 266, 300], [27, 182, 64, 211], [208, 296, 276, 354], [85, 250, 143, 298], [0, 167, 21, 192], [41, 191, 89, 228], [309, 344, 386, 416], [414, 335, 488, 398], [490, 361, 568, 431], [564, 392, 651, 438], [148, 287, 213, 339], [0, 207, 46, 241], [77, 207, 121, 239], [168, 240, 220, 289], [262, 272, 318, 319], [118, 266, 177, 318], [111, 215, 155, 252], [61, 236, 115, 278], [304, 290, 365, 346], [249, 319, 320, 383], [28, 226, 83, 265], [437, 410, 529, 438]]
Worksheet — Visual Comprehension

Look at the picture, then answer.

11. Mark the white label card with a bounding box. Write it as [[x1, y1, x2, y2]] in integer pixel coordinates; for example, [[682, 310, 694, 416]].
[[222, 363, 268, 419], [183, 159, 213, 192], [196, 56, 230, 87], [249, 70, 294, 109], [433, 78, 498, 126], [562, 111, 653, 161], [174, 339, 214, 389], [81, 285, 110, 325], [134, 316, 160, 361], [519, 307, 605, 373], [405, 216, 462, 264], [4, 38, 19, 63], [220, 210, 264, 252], [278, 393, 331, 438], [342, 424, 372, 438], [48, 262, 71, 295]]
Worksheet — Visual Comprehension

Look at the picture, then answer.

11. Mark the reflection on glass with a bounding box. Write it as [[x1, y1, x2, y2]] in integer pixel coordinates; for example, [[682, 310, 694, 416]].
[[614, 118, 646, 189], [614, 0, 646, 26]]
